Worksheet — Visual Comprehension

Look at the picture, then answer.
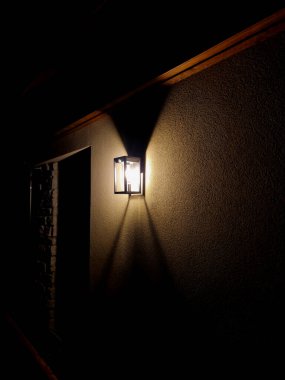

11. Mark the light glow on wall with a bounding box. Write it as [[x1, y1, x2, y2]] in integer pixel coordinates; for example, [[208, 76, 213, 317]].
[[145, 156, 152, 194]]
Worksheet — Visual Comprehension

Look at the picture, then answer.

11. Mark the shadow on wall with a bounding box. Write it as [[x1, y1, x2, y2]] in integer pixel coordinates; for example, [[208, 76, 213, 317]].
[[88, 195, 199, 363], [95, 196, 179, 307], [85, 196, 230, 371], [95, 195, 131, 294], [109, 85, 170, 160]]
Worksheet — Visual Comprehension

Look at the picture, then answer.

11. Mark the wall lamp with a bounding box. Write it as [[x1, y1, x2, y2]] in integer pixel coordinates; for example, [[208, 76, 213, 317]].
[[114, 156, 143, 194]]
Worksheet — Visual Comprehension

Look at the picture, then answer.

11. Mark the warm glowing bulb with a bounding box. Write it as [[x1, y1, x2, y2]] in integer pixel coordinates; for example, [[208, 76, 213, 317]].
[[126, 161, 140, 192]]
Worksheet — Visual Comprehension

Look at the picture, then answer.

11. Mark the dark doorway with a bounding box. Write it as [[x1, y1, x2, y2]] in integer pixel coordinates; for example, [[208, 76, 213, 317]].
[[55, 148, 91, 337]]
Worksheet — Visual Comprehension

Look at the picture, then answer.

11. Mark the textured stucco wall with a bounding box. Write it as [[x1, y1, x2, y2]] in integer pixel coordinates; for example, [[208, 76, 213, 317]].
[[146, 33, 285, 302], [50, 31, 284, 355], [144, 32, 285, 344]]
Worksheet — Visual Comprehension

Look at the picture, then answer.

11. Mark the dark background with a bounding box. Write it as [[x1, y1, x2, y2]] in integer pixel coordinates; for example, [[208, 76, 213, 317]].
[[6, 1, 285, 152]]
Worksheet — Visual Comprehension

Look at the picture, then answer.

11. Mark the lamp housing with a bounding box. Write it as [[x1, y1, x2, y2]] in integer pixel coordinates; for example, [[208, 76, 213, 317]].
[[114, 156, 142, 194]]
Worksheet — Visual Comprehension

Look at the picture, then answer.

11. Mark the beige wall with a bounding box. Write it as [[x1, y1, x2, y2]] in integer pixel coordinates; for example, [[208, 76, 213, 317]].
[[51, 32, 284, 338]]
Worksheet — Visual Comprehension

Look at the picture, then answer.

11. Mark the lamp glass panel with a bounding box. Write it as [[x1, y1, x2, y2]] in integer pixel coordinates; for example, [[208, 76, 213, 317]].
[[114, 159, 125, 192]]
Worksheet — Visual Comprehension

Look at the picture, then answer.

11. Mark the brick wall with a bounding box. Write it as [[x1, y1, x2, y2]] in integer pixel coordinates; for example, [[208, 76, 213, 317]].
[[31, 163, 58, 330]]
